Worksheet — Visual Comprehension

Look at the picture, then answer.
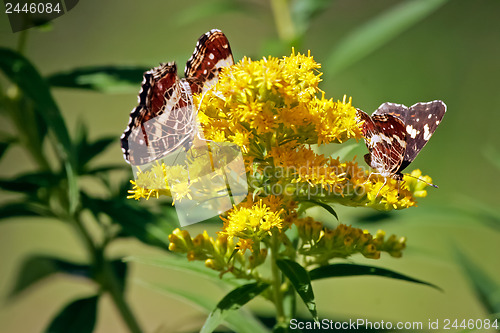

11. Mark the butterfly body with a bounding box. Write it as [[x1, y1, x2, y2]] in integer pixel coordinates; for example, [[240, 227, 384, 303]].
[[357, 100, 447, 182], [120, 29, 234, 165]]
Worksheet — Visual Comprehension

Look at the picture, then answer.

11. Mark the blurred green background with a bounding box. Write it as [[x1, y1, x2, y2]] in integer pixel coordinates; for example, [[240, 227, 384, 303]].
[[1, 0, 499, 332]]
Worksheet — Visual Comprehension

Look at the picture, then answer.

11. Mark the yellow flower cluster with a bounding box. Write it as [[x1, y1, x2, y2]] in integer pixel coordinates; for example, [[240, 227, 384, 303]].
[[295, 218, 406, 265], [196, 51, 362, 159], [168, 228, 267, 276], [127, 162, 171, 201], [220, 199, 285, 242]]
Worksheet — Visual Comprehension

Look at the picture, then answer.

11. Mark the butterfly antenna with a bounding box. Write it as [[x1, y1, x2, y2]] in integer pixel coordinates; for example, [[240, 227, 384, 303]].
[[403, 173, 439, 188]]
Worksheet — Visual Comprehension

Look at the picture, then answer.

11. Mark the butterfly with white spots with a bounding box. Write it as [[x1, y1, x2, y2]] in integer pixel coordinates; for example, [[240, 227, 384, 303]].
[[120, 29, 234, 165], [357, 100, 447, 185]]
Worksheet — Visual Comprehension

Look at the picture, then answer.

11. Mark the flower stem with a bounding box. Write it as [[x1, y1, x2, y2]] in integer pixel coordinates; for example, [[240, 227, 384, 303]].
[[270, 0, 296, 44], [270, 232, 286, 328], [71, 217, 143, 333], [102, 260, 143, 333]]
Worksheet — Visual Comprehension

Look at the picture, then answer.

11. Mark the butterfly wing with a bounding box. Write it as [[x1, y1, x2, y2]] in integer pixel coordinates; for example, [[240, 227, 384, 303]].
[[357, 109, 407, 177], [397, 100, 446, 172], [372, 100, 446, 172], [121, 63, 195, 165], [184, 29, 234, 94], [373, 102, 409, 122]]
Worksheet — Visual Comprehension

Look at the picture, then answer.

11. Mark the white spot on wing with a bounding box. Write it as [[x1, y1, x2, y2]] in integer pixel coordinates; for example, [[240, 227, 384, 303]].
[[407, 125, 417, 138], [423, 124, 431, 140]]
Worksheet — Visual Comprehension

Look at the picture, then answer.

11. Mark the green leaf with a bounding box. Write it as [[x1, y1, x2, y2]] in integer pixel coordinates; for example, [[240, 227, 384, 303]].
[[0, 47, 79, 212], [82, 137, 115, 165], [137, 280, 269, 333], [455, 248, 500, 313], [124, 255, 240, 287], [326, 0, 449, 76], [201, 282, 270, 333], [0, 141, 12, 160], [0, 201, 54, 221], [0, 48, 73, 160], [47, 66, 149, 92], [81, 193, 175, 250], [0, 171, 62, 194], [10, 256, 92, 298], [301, 199, 338, 220], [44, 295, 99, 333], [276, 259, 318, 322], [73, 123, 116, 172], [309, 263, 442, 291]]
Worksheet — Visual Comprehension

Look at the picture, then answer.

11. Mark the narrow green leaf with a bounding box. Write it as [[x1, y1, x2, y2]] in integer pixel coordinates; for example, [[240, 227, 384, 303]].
[[44, 295, 99, 333], [302, 200, 338, 220], [309, 263, 442, 291], [0, 47, 79, 213], [47, 66, 149, 92], [201, 282, 270, 333], [0, 141, 11, 160], [276, 259, 318, 322], [81, 193, 175, 250], [455, 248, 500, 313], [84, 164, 125, 175], [124, 255, 240, 287], [0, 202, 54, 221], [10, 256, 92, 298], [82, 137, 116, 165], [137, 280, 269, 333], [0, 171, 60, 193], [0, 48, 73, 159], [73, 125, 116, 172], [326, 0, 449, 75]]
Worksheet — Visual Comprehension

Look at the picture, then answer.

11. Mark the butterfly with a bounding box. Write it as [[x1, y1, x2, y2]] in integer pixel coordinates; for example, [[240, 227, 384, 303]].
[[120, 29, 234, 165], [356, 100, 447, 185]]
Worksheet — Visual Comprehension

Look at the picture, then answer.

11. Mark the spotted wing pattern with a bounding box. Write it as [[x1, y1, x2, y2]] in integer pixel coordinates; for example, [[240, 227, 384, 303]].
[[120, 29, 234, 165], [120, 63, 194, 165], [185, 28, 234, 94], [357, 109, 407, 179], [373, 100, 447, 172]]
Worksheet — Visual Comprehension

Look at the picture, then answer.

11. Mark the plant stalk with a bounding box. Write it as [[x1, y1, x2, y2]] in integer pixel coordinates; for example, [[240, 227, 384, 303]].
[[271, 232, 286, 328], [72, 217, 143, 333], [102, 259, 143, 333], [270, 0, 296, 43]]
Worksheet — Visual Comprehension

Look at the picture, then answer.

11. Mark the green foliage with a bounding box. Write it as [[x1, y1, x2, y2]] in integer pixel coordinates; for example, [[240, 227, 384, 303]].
[[9, 256, 93, 298], [138, 279, 270, 333], [454, 248, 500, 316], [44, 296, 99, 333], [47, 66, 149, 93], [0, 45, 179, 333], [201, 282, 270, 333], [276, 259, 318, 323], [300, 199, 338, 220], [326, 0, 450, 76], [309, 263, 441, 291]]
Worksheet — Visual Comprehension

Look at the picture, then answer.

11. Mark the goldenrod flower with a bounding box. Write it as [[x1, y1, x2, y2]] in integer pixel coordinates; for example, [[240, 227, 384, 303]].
[[220, 199, 285, 241], [196, 51, 362, 155], [295, 218, 406, 264]]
